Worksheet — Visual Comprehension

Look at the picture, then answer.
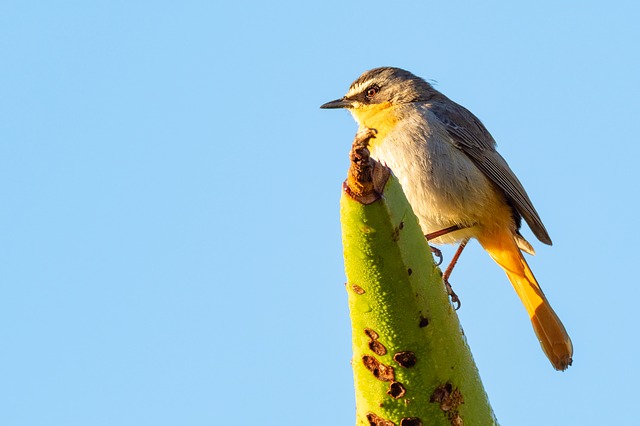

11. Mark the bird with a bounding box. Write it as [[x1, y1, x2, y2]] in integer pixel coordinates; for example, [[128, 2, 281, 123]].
[[321, 67, 573, 371]]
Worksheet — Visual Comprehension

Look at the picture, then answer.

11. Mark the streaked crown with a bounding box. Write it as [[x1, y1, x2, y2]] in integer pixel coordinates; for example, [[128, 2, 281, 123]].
[[343, 67, 436, 108]]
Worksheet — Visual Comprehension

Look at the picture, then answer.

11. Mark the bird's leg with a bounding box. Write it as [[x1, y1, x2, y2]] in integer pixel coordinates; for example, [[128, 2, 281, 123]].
[[425, 225, 463, 266], [425, 225, 463, 241], [425, 225, 470, 308], [442, 238, 469, 310]]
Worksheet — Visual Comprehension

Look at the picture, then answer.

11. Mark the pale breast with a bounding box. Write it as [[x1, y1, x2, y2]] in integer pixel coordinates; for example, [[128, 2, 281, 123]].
[[368, 107, 512, 245]]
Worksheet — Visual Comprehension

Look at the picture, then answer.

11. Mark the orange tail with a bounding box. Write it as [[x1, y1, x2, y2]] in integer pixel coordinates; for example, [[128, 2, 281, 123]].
[[478, 231, 573, 370]]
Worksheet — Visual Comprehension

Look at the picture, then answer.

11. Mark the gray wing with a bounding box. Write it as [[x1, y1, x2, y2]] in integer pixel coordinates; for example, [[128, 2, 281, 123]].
[[428, 96, 552, 245]]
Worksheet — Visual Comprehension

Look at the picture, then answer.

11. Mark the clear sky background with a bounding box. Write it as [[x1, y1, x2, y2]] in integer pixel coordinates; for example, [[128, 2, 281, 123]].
[[1, 1, 638, 425]]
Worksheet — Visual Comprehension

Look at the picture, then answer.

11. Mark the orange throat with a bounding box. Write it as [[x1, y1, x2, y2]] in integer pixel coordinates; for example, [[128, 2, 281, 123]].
[[351, 102, 399, 148]]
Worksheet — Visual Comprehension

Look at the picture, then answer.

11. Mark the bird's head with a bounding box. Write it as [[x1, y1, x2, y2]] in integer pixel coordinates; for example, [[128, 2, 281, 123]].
[[320, 67, 435, 127]]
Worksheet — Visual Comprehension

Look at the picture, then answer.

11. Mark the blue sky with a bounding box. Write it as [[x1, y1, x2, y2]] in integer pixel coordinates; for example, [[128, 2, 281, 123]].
[[1, 1, 638, 425]]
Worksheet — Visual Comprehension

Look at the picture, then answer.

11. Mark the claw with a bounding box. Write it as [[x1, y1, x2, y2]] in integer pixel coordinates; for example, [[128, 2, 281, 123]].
[[430, 245, 443, 266], [444, 279, 461, 310]]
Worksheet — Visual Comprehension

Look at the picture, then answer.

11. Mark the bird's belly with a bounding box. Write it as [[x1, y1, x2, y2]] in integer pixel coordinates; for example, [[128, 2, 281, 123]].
[[370, 129, 512, 245]]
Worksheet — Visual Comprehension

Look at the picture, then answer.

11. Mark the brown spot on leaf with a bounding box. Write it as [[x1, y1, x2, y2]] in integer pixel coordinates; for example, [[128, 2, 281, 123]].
[[430, 382, 465, 425], [366, 412, 395, 426], [400, 418, 422, 426], [450, 414, 463, 426], [419, 316, 429, 328], [362, 355, 395, 382], [365, 328, 386, 355], [387, 381, 406, 399], [369, 340, 387, 356], [407, 268, 412, 276], [364, 328, 379, 340], [352, 284, 365, 294], [394, 351, 417, 368], [392, 221, 405, 242]]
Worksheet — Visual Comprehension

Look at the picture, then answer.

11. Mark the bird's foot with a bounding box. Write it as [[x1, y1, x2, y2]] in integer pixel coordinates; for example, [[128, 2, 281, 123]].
[[430, 245, 443, 266], [444, 279, 461, 310]]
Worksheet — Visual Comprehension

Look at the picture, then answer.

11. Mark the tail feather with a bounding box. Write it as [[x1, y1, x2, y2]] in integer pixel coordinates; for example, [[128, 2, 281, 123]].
[[479, 231, 573, 371]]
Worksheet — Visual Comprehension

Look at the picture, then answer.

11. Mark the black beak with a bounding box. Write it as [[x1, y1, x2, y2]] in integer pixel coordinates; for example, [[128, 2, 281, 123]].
[[320, 97, 351, 109]]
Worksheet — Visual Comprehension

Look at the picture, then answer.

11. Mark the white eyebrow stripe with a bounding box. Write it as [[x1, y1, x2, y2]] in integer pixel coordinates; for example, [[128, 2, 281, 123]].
[[346, 80, 372, 98]]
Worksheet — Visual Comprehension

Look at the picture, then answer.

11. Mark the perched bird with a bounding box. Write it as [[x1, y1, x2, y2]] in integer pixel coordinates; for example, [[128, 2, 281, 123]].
[[321, 67, 573, 370]]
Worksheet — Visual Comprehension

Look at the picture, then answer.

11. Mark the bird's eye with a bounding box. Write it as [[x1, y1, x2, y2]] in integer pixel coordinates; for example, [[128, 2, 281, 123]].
[[365, 85, 379, 99]]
